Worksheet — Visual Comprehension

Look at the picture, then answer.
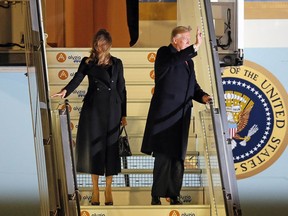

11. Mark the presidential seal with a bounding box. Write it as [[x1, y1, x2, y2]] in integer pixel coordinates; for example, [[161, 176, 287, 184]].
[[222, 60, 288, 179]]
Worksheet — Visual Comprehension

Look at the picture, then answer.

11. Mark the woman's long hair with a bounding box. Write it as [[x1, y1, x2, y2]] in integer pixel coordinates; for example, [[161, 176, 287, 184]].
[[87, 29, 112, 66]]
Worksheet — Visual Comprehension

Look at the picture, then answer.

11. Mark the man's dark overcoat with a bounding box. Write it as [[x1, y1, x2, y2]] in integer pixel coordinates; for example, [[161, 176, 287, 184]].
[[141, 44, 207, 160], [63, 56, 127, 175]]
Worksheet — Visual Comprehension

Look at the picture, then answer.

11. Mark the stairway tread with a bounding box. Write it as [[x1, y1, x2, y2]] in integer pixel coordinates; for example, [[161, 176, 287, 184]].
[[79, 205, 212, 216]]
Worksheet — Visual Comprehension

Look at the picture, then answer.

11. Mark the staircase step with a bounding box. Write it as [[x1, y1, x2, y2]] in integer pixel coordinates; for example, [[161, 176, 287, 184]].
[[79, 188, 205, 206], [80, 205, 211, 216]]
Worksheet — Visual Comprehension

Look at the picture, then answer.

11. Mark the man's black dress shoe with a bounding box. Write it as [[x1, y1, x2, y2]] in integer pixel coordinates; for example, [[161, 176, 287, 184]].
[[151, 196, 161, 205], [170, 196, 183, 205]]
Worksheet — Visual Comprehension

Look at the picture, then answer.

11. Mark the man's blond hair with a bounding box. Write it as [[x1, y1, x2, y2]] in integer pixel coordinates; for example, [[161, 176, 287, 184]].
[[170, 26, 192, 42]]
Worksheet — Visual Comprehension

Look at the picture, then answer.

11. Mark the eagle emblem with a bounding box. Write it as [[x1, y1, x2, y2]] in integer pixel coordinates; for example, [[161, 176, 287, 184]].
[[225, 92, 259, 150]]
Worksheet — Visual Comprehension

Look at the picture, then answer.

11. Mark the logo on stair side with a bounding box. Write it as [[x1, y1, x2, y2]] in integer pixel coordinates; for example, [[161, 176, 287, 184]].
[[81, 210, 106, 216], [56, 52, 82, 64], [81, 211, 90, 216], [147, 52, 156, 63], [56, 52, 67, 63], [169, 210, 180, 216], [58, 69, 69, 80], [222, 60, 288, 179]]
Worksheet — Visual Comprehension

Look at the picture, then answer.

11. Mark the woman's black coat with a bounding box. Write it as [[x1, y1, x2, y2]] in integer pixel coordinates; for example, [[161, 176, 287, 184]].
[[141, 44, 207, 160], [63, 56, 127, 175]]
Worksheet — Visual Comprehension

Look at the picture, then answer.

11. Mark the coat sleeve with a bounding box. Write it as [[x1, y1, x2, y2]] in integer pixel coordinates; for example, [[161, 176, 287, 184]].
[[63, 57, 88, 97], [116, 59, 127, 117], [156, 44, 198, 68], [192, 77, 209, 104]]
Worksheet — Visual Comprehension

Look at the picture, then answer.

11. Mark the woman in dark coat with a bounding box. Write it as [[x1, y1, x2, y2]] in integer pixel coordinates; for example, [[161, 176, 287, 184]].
[[52, 29, 127, 206], [141, 26, 210, 205]]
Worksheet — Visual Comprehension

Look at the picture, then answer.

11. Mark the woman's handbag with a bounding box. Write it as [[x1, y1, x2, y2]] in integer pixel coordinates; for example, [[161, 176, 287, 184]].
[[118, 126, 132, 157]]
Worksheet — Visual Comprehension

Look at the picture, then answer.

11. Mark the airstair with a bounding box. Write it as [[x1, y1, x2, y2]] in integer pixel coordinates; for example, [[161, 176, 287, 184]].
[[47, 41, 240, 215], [48, 48, 213, 216], [2, 0, 243, 215]]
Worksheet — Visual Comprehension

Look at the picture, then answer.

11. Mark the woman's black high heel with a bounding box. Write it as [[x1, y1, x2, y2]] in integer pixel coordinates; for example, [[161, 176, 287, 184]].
[[104, 190, 113, 205], [91, 192, 100, 205]]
